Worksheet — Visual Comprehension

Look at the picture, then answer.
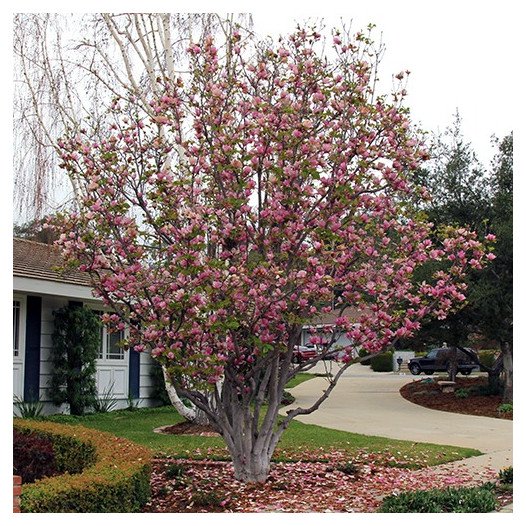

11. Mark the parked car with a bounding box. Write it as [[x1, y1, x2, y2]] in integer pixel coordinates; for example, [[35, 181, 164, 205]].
[[292, 345, 318, 364], [408, 348, 478, 376]]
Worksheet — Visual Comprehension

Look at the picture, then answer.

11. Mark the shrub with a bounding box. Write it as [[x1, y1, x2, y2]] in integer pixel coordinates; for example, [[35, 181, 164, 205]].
[[470, 382, 502, 397], [336, 461, 361, 477], [149, 362, 172, 406], [191, 489, 225, 508], [13, 430, 58, 483], [49, 305, 101, 415], [358, 348, 371, 366], [497, 403, 513, 414], [13, 394, 44, 419], [280, 391, 295, 406], [370, 351, 393, 372], [455, 388, 470, 399], [92, 382, 119, 413], [378, 486, 497, 513], [14, 419, 152, 512], [499, 466, 513, 485], [478, 350, 497, 369], [165, 463, 186, 479]]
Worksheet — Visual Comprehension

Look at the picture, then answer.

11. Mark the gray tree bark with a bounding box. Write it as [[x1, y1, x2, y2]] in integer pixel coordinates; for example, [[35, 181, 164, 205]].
[[501, 341, 513, 403], [162, 366, 211, 426]]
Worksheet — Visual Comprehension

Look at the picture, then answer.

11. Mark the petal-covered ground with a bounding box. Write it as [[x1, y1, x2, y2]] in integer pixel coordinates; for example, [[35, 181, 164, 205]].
[[142, 453, 501, 513]]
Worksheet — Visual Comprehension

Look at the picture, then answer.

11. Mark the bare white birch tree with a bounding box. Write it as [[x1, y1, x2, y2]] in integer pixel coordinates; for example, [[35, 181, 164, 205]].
[[13, 12, 252, 219]]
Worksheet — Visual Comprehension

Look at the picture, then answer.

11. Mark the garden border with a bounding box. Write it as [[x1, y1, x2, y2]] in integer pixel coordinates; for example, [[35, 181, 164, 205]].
[[14, 418, 152, 512]]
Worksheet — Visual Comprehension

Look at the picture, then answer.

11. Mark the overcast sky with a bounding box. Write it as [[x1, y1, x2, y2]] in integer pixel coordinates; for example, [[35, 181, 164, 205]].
[[253, 2, 517, 166], [4, 0, 520, 225], [8, 0, 518, 160]]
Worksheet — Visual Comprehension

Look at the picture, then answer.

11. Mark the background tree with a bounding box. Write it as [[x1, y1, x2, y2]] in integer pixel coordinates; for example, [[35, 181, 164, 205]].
[[407, 118, 512, 393], [49, 305, 101, 415], [406, 115, 491, 355], [470, 133, 513, 401], [51, 26, 489, 482], [13, 12, 252, 220], [13, 217, 59, 244]]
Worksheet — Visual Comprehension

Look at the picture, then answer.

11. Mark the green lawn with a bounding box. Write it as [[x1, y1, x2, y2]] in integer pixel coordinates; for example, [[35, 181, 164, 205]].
[[285, 372, 329, 389], [45, 405, 481, 469]]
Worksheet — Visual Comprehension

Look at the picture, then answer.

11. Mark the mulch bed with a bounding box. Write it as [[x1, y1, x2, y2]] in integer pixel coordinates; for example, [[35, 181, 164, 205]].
[[399, 376, 512, 420], [142, 455, 501, 513], [155, 421, 221, 437]]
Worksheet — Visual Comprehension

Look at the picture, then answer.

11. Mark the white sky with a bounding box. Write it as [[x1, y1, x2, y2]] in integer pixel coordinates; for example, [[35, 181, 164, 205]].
[[5, 0, 520, 163], [253, 3, 518, 166]]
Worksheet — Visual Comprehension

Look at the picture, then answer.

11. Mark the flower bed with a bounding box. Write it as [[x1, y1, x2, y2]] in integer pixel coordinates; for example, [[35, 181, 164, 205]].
[[400, 377, 512, 419], [14, 419, 152, 512]]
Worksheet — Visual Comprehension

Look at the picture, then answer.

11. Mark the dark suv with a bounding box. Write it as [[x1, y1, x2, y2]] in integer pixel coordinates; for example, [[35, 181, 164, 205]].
[[408, 348, 478, 376]]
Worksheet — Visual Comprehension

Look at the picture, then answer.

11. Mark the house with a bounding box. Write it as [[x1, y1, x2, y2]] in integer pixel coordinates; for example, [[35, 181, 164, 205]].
[[13, 237, 159, 414], [301, 307, 361, 357]]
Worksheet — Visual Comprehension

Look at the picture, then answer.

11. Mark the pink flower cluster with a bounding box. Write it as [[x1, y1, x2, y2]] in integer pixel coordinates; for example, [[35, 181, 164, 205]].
[[52, 26, 490, 390]]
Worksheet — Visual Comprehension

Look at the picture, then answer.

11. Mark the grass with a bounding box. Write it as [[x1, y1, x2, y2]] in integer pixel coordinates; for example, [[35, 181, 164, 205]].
[[44, 405, 481, 468], [285, 372, 330, 389]]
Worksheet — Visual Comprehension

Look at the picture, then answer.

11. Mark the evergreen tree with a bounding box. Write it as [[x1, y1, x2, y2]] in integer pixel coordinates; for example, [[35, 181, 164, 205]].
[[408, 120, 512, 396], [49, 305, 101, 415]]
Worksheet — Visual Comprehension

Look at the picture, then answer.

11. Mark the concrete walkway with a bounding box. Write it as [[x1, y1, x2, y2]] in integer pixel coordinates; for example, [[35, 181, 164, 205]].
[[285, 363, 513, 509]]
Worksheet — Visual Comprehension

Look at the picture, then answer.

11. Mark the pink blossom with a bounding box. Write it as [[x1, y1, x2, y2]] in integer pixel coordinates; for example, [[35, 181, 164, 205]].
[[51, 25, 490, 484]]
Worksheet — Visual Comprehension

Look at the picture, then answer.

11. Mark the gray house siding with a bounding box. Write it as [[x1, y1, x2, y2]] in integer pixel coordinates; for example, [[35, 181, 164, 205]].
[[13, 290, 161, 415]]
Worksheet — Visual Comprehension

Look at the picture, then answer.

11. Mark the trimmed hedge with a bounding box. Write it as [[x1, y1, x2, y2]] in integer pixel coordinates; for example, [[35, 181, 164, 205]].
[[370, 351, 394, 372], [14, 419, 152, 513]]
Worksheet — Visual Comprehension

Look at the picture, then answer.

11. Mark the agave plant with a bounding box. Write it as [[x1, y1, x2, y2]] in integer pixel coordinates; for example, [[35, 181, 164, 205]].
[[92, 382, 118, 413], [13, 394, 44, 418]]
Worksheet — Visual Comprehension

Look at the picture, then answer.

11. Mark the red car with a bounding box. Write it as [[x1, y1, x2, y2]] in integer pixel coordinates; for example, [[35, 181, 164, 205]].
[[292, 345, 318, 364]]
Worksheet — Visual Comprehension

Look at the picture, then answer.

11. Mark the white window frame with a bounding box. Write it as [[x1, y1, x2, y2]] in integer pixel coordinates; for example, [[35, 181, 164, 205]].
[[13, 295, 27, 360], [100, 324, 126, 362], [88, 305, 128, 363]]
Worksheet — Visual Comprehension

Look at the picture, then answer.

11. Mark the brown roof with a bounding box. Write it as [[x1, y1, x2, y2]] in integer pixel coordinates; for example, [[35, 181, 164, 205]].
[[13, 238, 92, 287]]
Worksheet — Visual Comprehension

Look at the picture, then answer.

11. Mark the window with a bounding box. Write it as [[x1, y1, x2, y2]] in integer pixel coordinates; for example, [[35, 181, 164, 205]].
[[103, 329, 125, 360], [13, 300, 21, 357], [95, 310, 125, 361]]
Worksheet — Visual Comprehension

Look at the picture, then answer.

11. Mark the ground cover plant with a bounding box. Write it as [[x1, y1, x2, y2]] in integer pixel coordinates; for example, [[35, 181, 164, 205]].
[[377, 486, 497, 513]]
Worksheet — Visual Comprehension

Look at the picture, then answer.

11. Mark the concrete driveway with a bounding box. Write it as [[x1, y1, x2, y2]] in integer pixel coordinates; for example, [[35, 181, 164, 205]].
[[285, 363, 512, 478]]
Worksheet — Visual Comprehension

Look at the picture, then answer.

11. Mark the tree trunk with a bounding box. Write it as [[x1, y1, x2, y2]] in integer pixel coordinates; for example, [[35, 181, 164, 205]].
[[447, 359, 458, 382], [501, 341, 513, 403], [231, 452, 272, 483], [487, 351, 503, 394], [162, 366, 211, 426]]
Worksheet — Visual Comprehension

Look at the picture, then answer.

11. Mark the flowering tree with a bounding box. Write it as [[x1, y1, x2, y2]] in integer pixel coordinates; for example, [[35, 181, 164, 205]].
[[52, 26, 490, 482]]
